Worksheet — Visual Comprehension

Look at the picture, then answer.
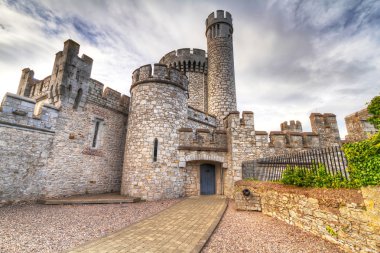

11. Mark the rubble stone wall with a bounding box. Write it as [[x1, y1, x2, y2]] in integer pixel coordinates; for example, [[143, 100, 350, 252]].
[[0, 126, 54, 204], [235, 181, 380, 253]]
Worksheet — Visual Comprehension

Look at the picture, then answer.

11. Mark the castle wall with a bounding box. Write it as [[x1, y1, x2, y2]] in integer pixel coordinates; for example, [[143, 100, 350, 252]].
[[0, 40, 129, 204], [224, 111, 256, 197], [186, 106, 217, 130], [121, 64, 188, 200], [0, 125, 54, 204]]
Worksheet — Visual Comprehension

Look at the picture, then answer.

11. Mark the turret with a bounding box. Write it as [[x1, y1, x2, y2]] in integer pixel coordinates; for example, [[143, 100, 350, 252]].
[[206, 10, 237, 127], [17, 68, 35, 97], [48, 39, 93, 109], [159, 49, 208, 112], [122, 64, 189, 200]]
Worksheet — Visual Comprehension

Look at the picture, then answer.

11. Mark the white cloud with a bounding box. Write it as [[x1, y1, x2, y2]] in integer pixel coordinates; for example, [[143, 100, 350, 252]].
[[0, 0, 379, 138]]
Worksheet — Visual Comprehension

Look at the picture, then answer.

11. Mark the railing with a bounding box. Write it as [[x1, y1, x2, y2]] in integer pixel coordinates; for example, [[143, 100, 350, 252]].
[[242, 146, 349, 181]]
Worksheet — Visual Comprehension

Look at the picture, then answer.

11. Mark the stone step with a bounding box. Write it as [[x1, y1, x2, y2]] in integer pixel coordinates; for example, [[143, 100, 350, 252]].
[[39, 193, 141, 205]]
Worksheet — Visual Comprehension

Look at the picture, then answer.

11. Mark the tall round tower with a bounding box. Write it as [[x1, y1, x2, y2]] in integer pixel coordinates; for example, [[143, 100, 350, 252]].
[[121, 64, 188, 201], [206, 10, 237, 127]]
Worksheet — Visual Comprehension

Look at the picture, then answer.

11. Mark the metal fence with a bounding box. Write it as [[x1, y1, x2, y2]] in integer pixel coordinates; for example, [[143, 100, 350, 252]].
[[242, 146, 349, 181]]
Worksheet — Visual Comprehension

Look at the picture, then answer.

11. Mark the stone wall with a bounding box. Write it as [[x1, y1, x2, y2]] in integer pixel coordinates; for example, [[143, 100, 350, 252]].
[[178, 128, 227, 152], [235, 181, 380, 253], [42, 102, 127, 198], [0, 93, 59, 131], [0, 40, 129, 204], [224, 111, 256, 197], [310, 113, 341, 147], [121, 64, 188, 200], [187, 106, 216, 128], [0, 126, 54, 204], [345, 108, 378, 142]]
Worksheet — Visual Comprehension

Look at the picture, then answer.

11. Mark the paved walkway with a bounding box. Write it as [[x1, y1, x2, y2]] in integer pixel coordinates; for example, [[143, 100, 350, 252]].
[[66, 195, 227, 253]]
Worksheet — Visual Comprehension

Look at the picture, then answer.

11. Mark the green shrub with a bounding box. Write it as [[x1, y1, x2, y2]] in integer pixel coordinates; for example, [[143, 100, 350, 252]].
[[342, 132, 380, 187], [367, 95, 380, 129], [281, 164, 351, 188], [341, 95, 380, 187]]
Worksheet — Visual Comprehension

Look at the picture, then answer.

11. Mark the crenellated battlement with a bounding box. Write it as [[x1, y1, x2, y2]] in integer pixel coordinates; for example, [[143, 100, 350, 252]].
[[281, 120, 302, 133], [0, 92, 59, 132], [206, 10, 233, 32], [310, 113, 341, 146], [88, 79, 129, 113], [268, 131, 320, 149], [131, 64, 188, 91], [159, 49, 208, 73], [224, 111, 255, 129], [178, 128, 227, 152]]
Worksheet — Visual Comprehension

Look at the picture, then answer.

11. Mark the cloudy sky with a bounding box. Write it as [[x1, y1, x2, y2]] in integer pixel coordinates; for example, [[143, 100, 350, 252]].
[[0, 0, 379, 137]]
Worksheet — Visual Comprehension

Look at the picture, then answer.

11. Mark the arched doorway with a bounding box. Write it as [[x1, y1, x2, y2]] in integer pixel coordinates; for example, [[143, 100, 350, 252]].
[[200, 164, 216, 195]]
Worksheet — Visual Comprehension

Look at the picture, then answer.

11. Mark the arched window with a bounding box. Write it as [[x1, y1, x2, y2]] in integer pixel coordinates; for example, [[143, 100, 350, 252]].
[[73, 88, 83, 109], [76, 70, 80, 82], [153, 138, 158, 162], [174, 62, 177, 69], [193, 61, 196, 71]]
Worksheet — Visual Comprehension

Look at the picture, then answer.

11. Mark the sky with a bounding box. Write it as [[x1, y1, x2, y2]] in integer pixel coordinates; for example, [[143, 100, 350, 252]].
[[0, 0, 379, 137]]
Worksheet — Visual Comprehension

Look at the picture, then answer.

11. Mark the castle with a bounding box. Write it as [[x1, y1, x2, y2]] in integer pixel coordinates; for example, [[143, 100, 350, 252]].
[[1, 10, 353, 203]]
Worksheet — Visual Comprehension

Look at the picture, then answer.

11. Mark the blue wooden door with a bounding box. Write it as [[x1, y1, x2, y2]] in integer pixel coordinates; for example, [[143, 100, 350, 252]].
[[200, 164, 215, 195]]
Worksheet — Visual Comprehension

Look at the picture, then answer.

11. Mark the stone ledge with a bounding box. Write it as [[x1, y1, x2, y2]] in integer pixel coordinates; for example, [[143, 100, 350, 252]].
[[178, 146, 227, 152], [0, 120, 55, 134]]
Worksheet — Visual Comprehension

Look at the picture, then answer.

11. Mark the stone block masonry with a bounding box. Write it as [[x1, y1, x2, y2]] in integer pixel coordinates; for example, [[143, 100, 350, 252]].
[[121, 64, 189, 201], [0, 40, 129, 204], [235, 181, 380, 253], [206, 10, 237, 127]]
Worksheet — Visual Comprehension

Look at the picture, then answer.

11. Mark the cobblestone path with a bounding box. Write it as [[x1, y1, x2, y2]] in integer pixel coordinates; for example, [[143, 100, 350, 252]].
[[66, 195, 227, 253]]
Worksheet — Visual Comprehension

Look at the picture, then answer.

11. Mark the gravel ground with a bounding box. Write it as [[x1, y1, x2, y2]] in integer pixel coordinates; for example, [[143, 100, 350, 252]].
[[0, 199, 181, 253], [1, 198, 345, 253], [202, 200, 345, 253]]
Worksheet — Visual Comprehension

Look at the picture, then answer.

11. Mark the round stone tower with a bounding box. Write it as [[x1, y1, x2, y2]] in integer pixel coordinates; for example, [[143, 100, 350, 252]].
[[121, 64, 188, 201], [206, 10, 237, 127], [160, 49, 208, 112]]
